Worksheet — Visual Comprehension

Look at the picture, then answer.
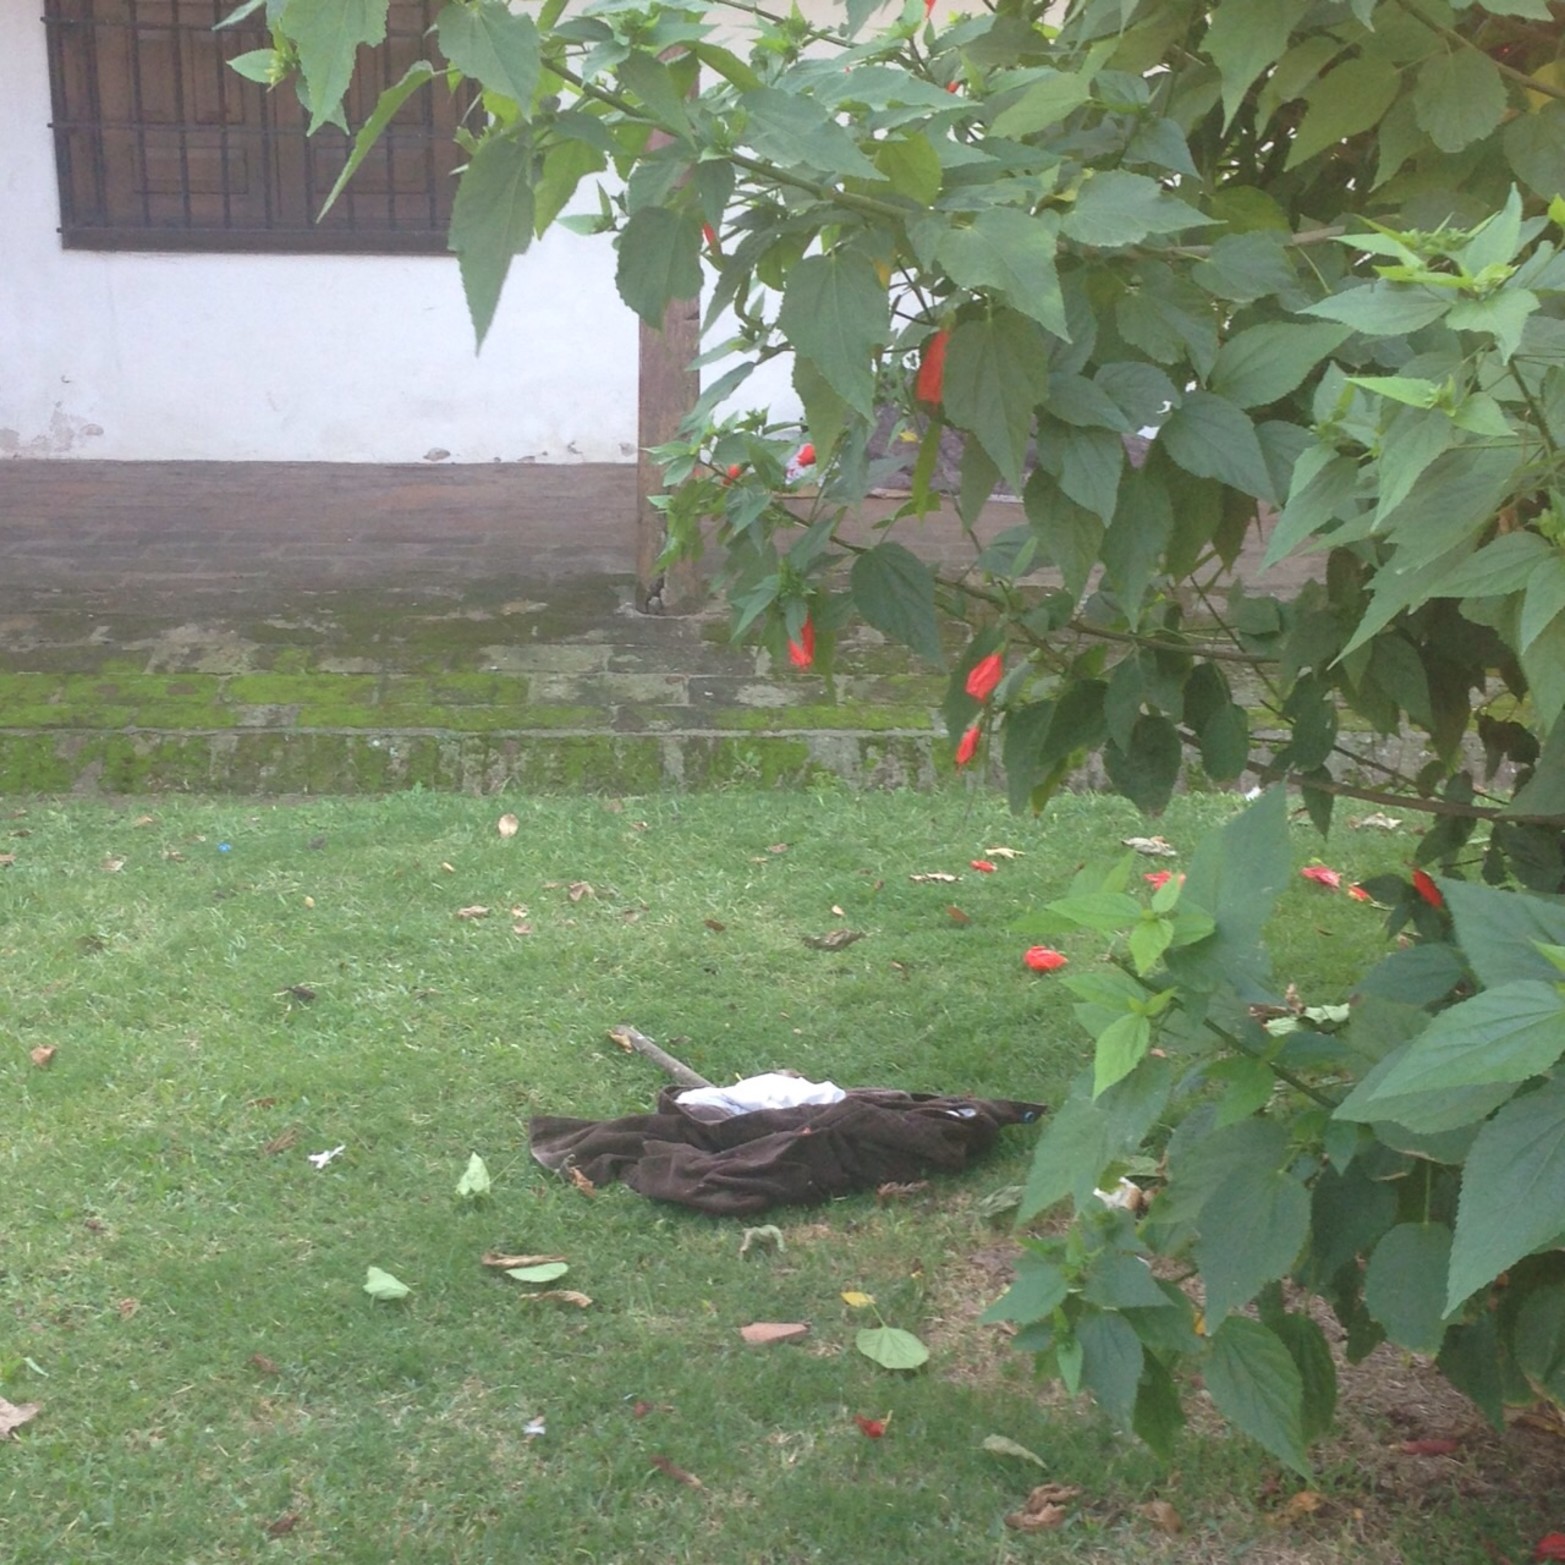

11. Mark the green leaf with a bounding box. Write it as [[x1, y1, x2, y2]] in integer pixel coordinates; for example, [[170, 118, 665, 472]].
[[989, 70, 1092, 138], [1364, 1222, 1454, 1354], [281, 0, 387, 129], [1443, 879, 1565, 988], [1352, 980, 1565, 1105], [616, 52, 694, 137], [1198, 701, 1250, 781], [228, 48, 281, 84], [1157, 392, 1276, 503], [980, 1252, 1069, 1325], [1515, 1284, 1565, 1403], [1415, 48, 1506, 154], [615, 205, 703, 329], [1104, 713, 1183, 814], [318, 59, 435, 218], [449, 131, 535, 348], [455, 1152, 491, 1198], [506, 1261, 569, 1283], [982, 1433, 1049, 1468], [942, 312, 1050, 491], [850, 543, 944, 664], [739, 87, 879, 178], [1195, 1168, 1311, 1323], [873, 135, 942, 206], [1204, 1317, 1310, 1476], [1447, 1074, 1565, 1310], [363, 1265, 411, 1301], [1102, 467, 1172, 624], [1061, 170, 1211, 249], [1505, 102, 1565, 201], [437, 0, 539, 107], [1202, 0, 1297, 128], [1019, 1095, 1113, 1219], [1082, 1253, 1171, 1311], [1299, 284, 1451, 337], [1132, 1354, 1187, 1460], [1285, 56, 1401, 169], [1272, 1312, 1338, 1443], [1078, 1311, 1144, 1429], [1211, 322, 1350, 409], [1448, 288, 1541, 362], [777, 253, 889, 418], [1094, 1013, 1153, 1097], [856, 1325, 930, 1370], [936, 210, 1067, 337]]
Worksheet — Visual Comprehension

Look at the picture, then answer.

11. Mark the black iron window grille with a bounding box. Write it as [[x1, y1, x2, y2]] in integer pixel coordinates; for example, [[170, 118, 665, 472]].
[[43, 0, 468, 252]]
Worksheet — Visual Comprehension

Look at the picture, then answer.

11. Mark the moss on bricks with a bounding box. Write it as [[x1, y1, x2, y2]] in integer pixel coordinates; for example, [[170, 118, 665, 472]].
[[0, 735, 75, 792], [513, 735, 664, 792], [226, 674, 379, 714], [718, 703, 934, 733]]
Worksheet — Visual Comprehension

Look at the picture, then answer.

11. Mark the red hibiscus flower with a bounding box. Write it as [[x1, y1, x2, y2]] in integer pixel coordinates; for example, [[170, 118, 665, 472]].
[[787, 616, 815, 670], [794, 442, 816, 468], [970, 859, 997, 873], [1300, 865, 1342, 890], [954, 724, 981, 767], [1023, 946, 1068, 972], [915, 328, 950, 407], [964, 651, 1003, 702], [853, 1413, 888, 1438], [1412, 868, 1444, 908]]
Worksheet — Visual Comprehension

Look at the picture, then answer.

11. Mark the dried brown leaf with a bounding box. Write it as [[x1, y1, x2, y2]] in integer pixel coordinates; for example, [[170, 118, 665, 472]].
[[262, 1127, 300, 1156], [482, 1251, 569, 1270], [984, 846, 1023, 859], [101, 856, 125, 873], [1351, 812, 1403, 831], [497, 813, 520, 838], [131, 814, 156, 828], [740, 1322, 810, 1346], [801, 929, 865, 951], [875, 1180, 930, 1204], [1025, 1483, 1082, 1507], [766, 843, 789, 854], [454, 905, 490, 920], [703, 918, 726, 933], [1005, 1504, 1067, 1533], [1123, 835, 1178, 857], [1138, 1499, 1184, 1535], [264, 1513, 300, 1538], [1272, 1490, 1324, 1525], [249, 1354, 280, 1376], [909, 871, 960, 883], [276, 985, 316, 1003], [945, 905, 971, 925], [521, 1289, 592, 1307], [567, 881, 594, 902], [0, 1398, 40, 1439], [440, 861, 456, 874], [511, 922, 533, 937], [830, 904, 846, 918], [568, 1167, 597, 1197], [0, 854, 15, 868], [116, 1297, 139, 1319], [29, 1045, 56, 1069], [650, 1455, 705, 1490]]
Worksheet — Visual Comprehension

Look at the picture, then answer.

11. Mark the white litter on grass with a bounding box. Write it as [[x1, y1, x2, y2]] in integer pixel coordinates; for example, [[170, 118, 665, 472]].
[[307, 1145, 346, 1170], [524, 1417, 547, 1438]]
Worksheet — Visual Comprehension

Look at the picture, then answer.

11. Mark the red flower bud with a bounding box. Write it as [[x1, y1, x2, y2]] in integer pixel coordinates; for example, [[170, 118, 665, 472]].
[[853, 1413, 888, 1438], [1023, 946, 1068, 972], [721, 463, 742, 485], [964, 651, 1003, 702], [795, 443, 816, 467], [787, 615, 815, 670], [1300, 865, 1341, 890], [923, 0, 936, 15], [915, 329, 950, 408], [954, 724, 980, 767], [1412, 868, 1444, 908], [970, 859, 997, 873]]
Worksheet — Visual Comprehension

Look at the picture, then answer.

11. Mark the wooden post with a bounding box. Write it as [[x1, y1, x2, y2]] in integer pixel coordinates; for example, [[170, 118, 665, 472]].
[[635, 292, 703, 614]]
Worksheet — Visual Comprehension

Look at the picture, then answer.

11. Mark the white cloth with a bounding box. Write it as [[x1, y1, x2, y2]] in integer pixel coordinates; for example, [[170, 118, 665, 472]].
[[675, 1072, 847, 1120]]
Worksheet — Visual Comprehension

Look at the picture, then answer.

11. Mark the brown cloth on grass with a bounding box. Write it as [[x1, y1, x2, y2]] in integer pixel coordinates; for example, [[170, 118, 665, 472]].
[[528, 1088, 1046, 1217]]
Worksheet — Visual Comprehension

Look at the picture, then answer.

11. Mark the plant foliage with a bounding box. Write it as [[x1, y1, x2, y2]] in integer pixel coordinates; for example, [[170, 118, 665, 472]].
[[249, 0, 1565, 1466]]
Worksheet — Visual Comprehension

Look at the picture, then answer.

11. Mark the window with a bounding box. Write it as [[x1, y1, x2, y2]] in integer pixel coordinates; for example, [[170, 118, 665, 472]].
[[43, 0, 468, 252]]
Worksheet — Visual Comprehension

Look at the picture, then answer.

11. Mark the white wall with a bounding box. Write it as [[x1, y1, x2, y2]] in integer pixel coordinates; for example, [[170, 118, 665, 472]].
[[1, 0, 644, 462]]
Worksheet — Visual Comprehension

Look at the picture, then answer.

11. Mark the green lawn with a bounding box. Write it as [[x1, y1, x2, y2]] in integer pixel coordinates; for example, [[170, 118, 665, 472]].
[[1, 788, 1551, 1562]]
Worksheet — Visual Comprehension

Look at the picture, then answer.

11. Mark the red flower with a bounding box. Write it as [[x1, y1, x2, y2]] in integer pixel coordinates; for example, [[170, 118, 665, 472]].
[[1144, 870, 1173, 889], [1023, 946, 1068, 972], [954, 724, 981, 767], [787, 616, 815, 670], [702, 223, 718, 250], [794, 443, 816, 468], [1412, 868, 1444, 909], [915, 329, 950, 407], [970, 859, 997, 873], [964, 651, 1003, 702], [1534, 1533, 1565, 1561], [1347, 884, 1373, 902], [1301, 865, 1342, 890], [721, 463, 742, 485], [923, 0, 935, 15], [945, 80, 960, 93], [853, 1413, 888, 1438]]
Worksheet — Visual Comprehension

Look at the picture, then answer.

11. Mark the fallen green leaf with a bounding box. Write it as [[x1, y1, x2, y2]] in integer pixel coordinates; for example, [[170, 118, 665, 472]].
[[363, 1266, 411, 1302], [855, 1325, 930, 1371], [507, 1262, 570, 1284], [982, 1433, 1049, 1469], [456, 1152, 492, 1199]]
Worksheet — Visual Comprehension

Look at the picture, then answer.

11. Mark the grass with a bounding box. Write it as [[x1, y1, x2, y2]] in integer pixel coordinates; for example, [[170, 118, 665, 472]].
[[0, 785, 1556, 1563]]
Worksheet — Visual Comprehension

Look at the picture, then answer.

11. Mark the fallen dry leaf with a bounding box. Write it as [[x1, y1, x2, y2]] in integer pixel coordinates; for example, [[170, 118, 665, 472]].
[[0, 853, 15, 867], [0, 1398, 40, 1439], [482, 1251, 568, 1270], [131, 814, 155, 828], [454, 905, 490, 920], [875, 1180, 929, 1204], [1005, 1504, 1068, 1533], [649, 1455, 705, 1490], [29, 1045, 56, 1069], [945, 905, 972, 925], [440, 861, 456, 874], [511, 922, 533, 936], [1399, 1437, 1462, 1456], [116, 1297, 140, 1320], [497, 813, 520, 838], [567, 1167, 597, 1197], [1271, 1490, 1324, 1525], [739, 1323, 810, 1346], [910, 871, 959, 883], [249, 1354, 280, 1376], [1123, 835, 1178, 857], [766, 843, 789, 854], [831, 903, 846, 917], [101, 856, 125, 873], [262, 1128, 300, 1156], [802, 929, 865, 951], [1351, 812, 1403, 830], [703, 918, 726, 933], [264, 1513, 300, 1538], [567, 881, 594, 902], [1138, 1499, 1184, 1535], [519, 1289, 593, 1308], [984, 846, 1023, 859], [276, 984, 316, 1003]]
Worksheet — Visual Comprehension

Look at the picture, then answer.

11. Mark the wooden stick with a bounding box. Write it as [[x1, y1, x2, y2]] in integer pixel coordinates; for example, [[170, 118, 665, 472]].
[[606, 1025, 714, 1090]]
